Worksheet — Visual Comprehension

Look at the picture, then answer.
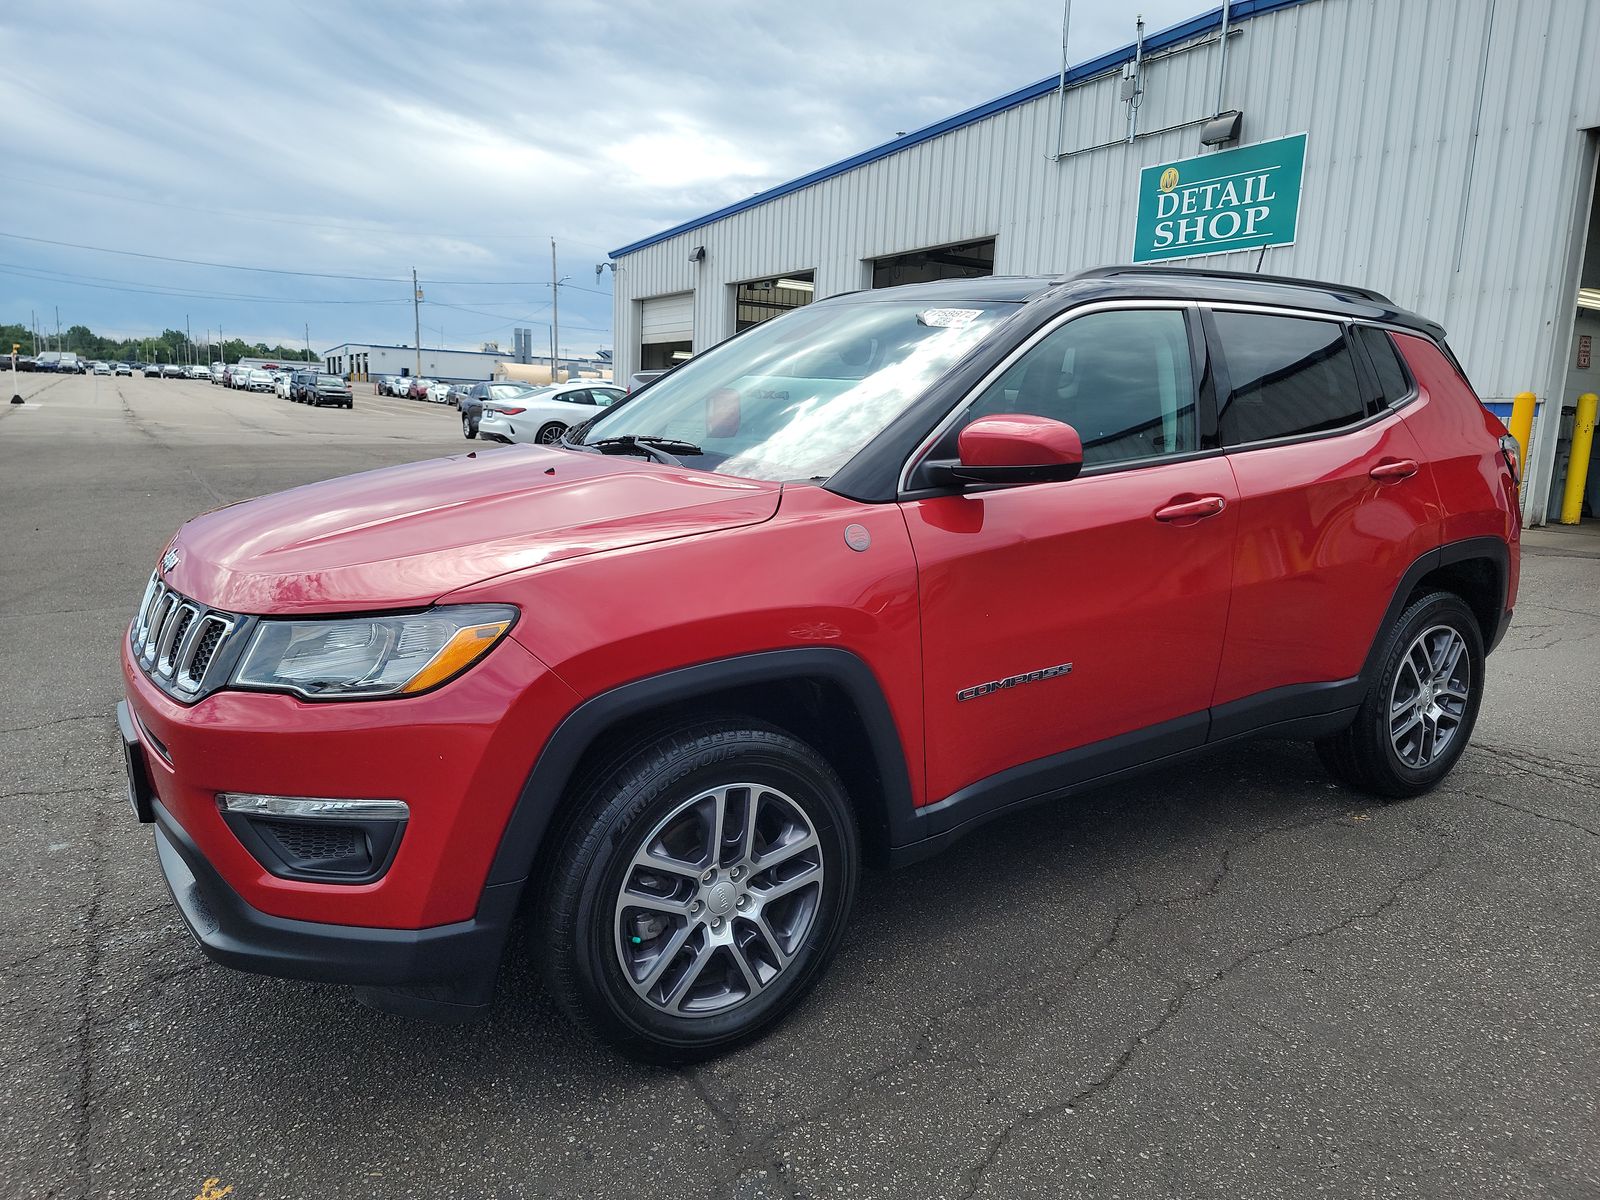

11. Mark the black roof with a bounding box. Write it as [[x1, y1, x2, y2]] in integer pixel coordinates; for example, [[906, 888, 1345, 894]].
[[817, 266, 1444, 341]]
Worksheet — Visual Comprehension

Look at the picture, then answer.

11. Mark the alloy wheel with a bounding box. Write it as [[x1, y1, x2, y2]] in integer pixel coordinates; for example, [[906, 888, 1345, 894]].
[[1388, 624, 1470, 768], [613, 783, 824, 1018]]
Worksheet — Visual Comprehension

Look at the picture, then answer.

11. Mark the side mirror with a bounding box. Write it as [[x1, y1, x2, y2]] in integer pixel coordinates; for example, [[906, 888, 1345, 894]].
[[925, 414, 1084, 487]]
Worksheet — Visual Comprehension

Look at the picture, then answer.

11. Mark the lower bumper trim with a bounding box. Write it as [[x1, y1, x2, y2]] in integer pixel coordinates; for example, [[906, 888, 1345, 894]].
[[152, 801, 518, 1013]]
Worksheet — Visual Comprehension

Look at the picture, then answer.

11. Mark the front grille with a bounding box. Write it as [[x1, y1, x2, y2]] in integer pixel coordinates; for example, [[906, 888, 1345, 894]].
[[130, 572, 245, 702]]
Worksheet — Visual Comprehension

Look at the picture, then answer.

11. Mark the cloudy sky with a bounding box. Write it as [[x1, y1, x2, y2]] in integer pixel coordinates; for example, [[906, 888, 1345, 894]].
[[2, 0, 1201, 356]]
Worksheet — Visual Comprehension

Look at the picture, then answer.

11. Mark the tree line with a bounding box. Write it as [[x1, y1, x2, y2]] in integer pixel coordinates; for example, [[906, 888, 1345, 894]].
[[3, 322, 317, 364]]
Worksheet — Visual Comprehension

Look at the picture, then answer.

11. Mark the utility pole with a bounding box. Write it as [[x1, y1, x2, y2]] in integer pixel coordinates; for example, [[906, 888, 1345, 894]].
[[550, 239, 559, 381], [186, 315, 192, 366], [55, 307, 61, 352], [30, 310, 37, 354], [412, 267, 422, 378], [304, 322, 311, 362], [218, 325, 224, 365]]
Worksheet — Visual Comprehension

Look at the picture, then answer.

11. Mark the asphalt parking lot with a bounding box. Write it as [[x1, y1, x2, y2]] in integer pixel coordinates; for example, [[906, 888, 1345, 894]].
[[2, 371, 1598, 1199]]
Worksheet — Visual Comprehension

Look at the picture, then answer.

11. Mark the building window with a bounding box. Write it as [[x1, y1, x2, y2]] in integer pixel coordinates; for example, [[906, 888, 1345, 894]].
[[871, 238, 995, 289], [734, 271, 815, 332]]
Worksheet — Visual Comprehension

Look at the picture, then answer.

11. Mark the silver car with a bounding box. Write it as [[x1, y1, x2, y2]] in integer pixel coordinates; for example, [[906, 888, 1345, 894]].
[[476, 380, 626, 445]]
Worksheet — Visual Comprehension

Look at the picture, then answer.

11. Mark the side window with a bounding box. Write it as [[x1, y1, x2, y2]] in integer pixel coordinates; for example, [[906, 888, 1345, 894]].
[[964, 308, 1197, 466], [1355, 326, 1413, 407], [593, 388, 624, 407], [1212, 312, 1365, 445], [563, 389, 594, 406]]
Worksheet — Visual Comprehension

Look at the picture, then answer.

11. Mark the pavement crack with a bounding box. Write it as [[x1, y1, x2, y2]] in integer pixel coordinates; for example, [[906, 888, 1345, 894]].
[[1463, 789, 1599, 839], [0, 713, 109, 737], [72, 804, 111, 1200], [953, 850, 1448, 1198]]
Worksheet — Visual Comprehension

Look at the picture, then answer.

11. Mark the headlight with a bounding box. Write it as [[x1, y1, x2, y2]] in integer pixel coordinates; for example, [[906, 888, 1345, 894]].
[[232, 604, 516, 700]]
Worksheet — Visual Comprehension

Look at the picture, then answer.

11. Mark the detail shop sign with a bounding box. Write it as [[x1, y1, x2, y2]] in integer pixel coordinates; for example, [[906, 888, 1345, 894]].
[[1133, 133, 1307, 263]]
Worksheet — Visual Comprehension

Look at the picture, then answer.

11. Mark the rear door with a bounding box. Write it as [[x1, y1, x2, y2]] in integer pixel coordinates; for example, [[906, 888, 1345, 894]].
[[1205, 307, 1436, 720], [901, 303, 1238, 803]]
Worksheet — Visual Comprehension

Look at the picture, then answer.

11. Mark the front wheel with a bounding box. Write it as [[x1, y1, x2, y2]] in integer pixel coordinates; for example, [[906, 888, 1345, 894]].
[[535, 421, 566, 444], [1317, 591, 1485, 799], [536, 721, 859, 1063]]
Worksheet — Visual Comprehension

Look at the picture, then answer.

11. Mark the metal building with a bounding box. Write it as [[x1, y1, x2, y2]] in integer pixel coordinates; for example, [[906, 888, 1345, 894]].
[[321, 342, 608, 385], [609, 0, 1600, 526]]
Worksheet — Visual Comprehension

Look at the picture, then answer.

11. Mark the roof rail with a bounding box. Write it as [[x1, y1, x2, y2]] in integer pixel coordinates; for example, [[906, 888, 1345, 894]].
[[1074, 265, 1393, 306]]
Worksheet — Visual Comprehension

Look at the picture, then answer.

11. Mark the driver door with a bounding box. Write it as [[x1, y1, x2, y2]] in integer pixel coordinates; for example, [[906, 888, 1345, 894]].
[[901, 304, 1238, 803]]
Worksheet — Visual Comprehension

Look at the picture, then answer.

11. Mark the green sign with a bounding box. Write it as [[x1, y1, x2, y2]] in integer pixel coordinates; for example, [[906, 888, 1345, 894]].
[[1132, 133, 1307, 263]]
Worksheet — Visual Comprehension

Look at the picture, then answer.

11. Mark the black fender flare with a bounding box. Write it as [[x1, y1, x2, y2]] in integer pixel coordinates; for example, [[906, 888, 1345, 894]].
[[1358, 536, 1510, 691], [483, 646, 916, 888]]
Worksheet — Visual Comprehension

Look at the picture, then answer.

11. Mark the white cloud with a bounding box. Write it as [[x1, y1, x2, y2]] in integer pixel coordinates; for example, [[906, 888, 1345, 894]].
[[0, 0, 1203, 353]]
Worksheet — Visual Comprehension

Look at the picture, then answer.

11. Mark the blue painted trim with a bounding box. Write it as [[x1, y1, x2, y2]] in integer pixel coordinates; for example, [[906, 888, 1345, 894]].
[[610, 0, 1315, 260]]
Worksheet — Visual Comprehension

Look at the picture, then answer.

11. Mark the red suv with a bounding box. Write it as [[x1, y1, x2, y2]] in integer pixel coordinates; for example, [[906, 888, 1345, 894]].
[[119, 268, 1520, 1061]]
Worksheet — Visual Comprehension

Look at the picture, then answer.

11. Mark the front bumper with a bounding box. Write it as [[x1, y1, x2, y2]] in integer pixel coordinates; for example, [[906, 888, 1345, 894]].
[[149, 785, 517, 1016]]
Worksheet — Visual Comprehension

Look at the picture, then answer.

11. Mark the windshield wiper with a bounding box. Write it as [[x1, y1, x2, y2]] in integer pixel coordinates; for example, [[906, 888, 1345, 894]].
[[585, 435, 703, 467]]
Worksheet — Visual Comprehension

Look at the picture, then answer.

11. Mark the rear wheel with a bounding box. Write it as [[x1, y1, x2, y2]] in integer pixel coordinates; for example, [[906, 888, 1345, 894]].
[[461, 414, 476, 439], [535, 422, 566, 444], [1316, 591, 1484, 798], [536, 720, 858, 1063]]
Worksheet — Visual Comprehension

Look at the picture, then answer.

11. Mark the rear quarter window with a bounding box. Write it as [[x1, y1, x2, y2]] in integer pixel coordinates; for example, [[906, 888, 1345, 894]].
[[1355, 326, 1414, 406]]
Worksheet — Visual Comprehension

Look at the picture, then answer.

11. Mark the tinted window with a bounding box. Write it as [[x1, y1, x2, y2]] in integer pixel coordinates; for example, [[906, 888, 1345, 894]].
[[1356, 326, 1412, 406], [1213, 312, 1365, 445], [964, 308, 1197, 466], [593, 388, 624, 407]]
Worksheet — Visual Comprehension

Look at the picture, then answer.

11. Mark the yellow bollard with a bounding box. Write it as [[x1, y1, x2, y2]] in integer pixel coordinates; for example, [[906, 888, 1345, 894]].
[[1559, 392, 1597, 524], [1508, 392, 1536, 498]]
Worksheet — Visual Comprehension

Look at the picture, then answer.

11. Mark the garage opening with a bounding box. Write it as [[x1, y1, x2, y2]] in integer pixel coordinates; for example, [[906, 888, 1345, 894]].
[[734, 271, 815, 332], [639, 292, 694, 371], [871, 238, 996, 289]]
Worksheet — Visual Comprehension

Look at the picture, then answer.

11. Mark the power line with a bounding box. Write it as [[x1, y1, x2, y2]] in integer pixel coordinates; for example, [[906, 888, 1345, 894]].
[[0, 230, 618, 291], [0, 230, 409, 281], [0, 172, 614, 247], [0, 265, 409, 305]]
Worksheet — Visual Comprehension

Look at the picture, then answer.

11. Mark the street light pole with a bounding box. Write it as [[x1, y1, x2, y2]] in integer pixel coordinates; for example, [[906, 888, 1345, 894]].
[[412, 267, 423, 379], [550, 239, 559, 381]]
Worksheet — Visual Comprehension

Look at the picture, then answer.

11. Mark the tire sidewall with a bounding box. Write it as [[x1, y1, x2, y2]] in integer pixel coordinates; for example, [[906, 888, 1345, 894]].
[[564, 734, 857, 1059], [1368, 593, 1485, 789]]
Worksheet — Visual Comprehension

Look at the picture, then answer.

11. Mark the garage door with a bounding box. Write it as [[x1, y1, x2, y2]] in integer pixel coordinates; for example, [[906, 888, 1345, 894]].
[[641, 292, 694, 345]]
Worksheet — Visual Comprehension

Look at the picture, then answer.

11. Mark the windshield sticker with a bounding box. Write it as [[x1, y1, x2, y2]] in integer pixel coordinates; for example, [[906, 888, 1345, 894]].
[[916, 308, 983, 328]]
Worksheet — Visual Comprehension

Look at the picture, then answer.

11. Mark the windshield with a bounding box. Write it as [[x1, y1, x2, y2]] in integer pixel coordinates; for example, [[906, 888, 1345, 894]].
[[574, 299, 1010, 481], [491, 383, 547, 401]]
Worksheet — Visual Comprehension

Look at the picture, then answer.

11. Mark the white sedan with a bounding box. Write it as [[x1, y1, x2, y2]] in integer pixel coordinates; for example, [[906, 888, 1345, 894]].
[[477, 380, 626, 445]]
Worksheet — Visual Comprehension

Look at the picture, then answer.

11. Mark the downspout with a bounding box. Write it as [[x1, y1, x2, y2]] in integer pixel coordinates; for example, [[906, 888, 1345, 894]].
[[1052, 0, 1074, 160], [1214, 0, 1231, 114]]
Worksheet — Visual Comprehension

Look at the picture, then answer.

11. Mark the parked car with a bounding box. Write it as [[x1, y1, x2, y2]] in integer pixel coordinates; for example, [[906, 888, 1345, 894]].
[[186, 364, 209, 380], [405, 377, 436, 402], [305, 373, 354, 408], [118, 268, 1520, 1062], [627, 370, 667, 392], [244, 368, 274, 391], [445, 383, 473, 409], [457, 381, 553, 439], [427, 381, 454, 404], [274, 373, 295, 399], [210, 363, 226, 384], [115, 362, 133, 377], [476, 380, 626, 445], [92, 362, 111, 376], [380, 375, 412, 397]]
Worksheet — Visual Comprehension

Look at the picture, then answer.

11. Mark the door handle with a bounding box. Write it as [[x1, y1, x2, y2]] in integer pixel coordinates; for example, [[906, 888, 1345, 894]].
[[1154, 495, 1226, 523], [1370, 458, 1419, 482]]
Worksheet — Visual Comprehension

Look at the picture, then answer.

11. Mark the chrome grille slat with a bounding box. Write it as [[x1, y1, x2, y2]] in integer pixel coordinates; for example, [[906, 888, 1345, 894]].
[[129, 574, 243, 703]]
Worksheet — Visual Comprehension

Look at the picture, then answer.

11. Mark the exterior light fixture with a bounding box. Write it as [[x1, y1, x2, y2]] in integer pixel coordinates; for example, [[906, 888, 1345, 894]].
[[1199, 110, 1243, 147]]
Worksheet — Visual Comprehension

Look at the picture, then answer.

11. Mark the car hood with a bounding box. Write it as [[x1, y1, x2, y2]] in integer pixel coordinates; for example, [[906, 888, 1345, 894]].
[[163, 446, 782, 614]]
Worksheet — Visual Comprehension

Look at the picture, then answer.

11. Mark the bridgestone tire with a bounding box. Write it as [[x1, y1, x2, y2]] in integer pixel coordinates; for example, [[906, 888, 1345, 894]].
[[1316, 591, 1485, 799], [534, 720, 859, 1064]]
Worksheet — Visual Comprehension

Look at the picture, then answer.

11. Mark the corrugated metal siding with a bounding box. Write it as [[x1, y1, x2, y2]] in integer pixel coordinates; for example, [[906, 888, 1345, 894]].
[[613, 0, 1600, 516]]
